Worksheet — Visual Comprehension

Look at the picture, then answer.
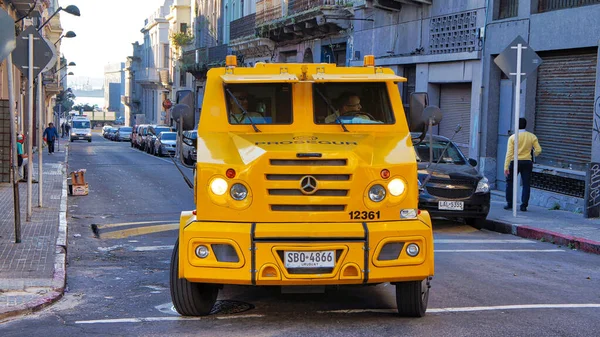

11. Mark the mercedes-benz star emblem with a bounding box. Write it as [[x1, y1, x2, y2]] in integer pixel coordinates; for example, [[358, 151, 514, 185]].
[[300, 176, 318, 195]]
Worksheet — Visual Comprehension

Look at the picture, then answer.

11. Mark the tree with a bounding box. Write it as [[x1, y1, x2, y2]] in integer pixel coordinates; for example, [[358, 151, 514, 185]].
[[54, 89, 76, 115], [72, 103, 98, 112]]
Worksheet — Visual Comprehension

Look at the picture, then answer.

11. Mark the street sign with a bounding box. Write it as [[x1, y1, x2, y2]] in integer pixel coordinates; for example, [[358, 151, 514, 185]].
[[11, 26, 54, 79], [494, 36, 542, 83], [40, 37, 58, 73], [0, 9, 16, 62]]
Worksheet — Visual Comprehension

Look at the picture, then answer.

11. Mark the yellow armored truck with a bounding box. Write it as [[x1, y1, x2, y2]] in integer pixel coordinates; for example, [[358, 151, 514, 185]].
[[170, 55, 435, 317]]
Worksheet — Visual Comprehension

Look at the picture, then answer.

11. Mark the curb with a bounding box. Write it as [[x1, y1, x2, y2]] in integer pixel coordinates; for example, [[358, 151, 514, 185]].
[[485, 219, 600, 255], [0, 146, 69, 321]]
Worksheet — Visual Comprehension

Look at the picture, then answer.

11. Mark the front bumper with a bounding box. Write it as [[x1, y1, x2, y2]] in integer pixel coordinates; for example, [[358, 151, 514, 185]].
[[419, 192, 490, 219], [177, 213, 434, 286]]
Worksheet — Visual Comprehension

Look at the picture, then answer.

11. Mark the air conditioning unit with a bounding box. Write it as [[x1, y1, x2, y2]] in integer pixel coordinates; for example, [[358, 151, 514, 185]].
[[373, 0, 402, 12]]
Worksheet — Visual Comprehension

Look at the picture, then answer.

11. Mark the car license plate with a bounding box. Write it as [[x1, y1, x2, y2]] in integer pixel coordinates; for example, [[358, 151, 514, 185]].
[[438, 201, 464, 210], [284, 251, 335, 268]]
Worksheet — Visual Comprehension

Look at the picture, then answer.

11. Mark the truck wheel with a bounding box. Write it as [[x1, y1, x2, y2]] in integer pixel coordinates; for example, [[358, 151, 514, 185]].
[[395, 279, 429, 317], [170, 240, 218, 316], [465, 217, 486, 230], [88, 139, 92, 143]]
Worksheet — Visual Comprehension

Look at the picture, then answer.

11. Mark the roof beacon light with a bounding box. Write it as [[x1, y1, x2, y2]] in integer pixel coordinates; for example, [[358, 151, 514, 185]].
[[226, 55, 237, 67], [364, 55, 375, 67]]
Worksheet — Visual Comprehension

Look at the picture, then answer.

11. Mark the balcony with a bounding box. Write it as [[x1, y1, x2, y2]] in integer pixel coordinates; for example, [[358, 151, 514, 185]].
[[229, 13, 274, 58], [230, 13, 257, 41], [180, 45, 229, 80], [256, 0, 354, 43], [136, 67, 169, 86]]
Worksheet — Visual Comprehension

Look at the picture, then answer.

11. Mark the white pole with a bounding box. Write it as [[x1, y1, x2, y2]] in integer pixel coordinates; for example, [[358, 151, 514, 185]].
[[511, 43, 524, 217], [27, 33, 34, 221], [37, 73, 43, 207]]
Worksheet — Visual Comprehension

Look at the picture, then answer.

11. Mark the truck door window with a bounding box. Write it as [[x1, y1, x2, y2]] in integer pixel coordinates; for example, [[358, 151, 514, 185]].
[[225, 83, 293, 125], [313, 82, 395, 125]]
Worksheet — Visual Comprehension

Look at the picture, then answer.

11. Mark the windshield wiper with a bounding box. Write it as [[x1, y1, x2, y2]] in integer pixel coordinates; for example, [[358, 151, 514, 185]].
[[314, 87, 348, 132], [225, 88, 261, 132]]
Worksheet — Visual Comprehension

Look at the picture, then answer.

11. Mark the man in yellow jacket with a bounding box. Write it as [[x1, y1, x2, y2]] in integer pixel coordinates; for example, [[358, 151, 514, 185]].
[[504, 118, 542, 211]]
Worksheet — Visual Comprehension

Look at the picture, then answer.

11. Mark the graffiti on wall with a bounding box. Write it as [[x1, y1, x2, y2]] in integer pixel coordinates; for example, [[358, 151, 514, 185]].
[[585, 162, 600, 218]]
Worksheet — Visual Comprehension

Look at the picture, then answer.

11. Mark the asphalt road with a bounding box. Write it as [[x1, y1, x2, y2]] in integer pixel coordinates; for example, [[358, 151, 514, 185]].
[[1, 133, 599, 336]]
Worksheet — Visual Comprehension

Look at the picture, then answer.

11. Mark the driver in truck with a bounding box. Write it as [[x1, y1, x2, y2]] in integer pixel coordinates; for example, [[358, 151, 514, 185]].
[[325, 91, 362, 123]]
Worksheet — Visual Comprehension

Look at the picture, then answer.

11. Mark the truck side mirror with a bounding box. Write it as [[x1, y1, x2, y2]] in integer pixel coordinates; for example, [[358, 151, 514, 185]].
[[409, 92, 443, 144]]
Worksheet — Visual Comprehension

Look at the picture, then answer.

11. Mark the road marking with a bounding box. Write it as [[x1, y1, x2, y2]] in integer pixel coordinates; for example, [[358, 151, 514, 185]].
[[100, 224, 179, 239], [75, 314, 265, 324], [436, 249, 565, 253], [320, 304, 600, 314], [134, 245, 174, 252], [74, 304, 600, 324], [95, 220, 179, 230], [435, 239, 535, 244]]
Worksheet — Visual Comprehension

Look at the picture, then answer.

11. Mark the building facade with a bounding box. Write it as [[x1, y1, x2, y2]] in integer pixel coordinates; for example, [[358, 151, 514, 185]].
[[137, 0, 173, 125], [480, 0, 600, 211], [0, 0, 66, 183]]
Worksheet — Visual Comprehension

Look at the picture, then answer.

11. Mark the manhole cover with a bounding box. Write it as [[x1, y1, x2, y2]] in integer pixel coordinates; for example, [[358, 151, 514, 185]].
[[210, 300, 254, 315]]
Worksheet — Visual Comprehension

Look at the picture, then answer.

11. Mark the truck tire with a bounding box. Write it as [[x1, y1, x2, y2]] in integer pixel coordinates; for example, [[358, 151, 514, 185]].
[[170, 240, 218, 316], [395, 279, 429, 317]]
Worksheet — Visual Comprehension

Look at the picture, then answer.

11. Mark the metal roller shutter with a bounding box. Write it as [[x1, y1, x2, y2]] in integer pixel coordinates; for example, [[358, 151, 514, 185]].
[[439, 84, 472, 156], [534, 51, 596, 171]]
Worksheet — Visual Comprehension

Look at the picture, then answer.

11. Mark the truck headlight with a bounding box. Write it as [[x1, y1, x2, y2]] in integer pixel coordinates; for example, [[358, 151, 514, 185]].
[[368, 184, 386, 202], [475, 177, 490, 193], [388, 178, 405, 196], [210, 178, 228, 196], [86, 133, 92, 137], [230, 183, 248, 200]]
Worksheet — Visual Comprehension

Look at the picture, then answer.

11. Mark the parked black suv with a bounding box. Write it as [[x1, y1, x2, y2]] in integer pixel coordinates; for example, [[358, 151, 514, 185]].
[[413, 133, 490, 229]]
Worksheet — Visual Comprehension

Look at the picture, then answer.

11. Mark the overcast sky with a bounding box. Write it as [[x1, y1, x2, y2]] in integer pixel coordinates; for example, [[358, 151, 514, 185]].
[[58, 0, 166, 88]]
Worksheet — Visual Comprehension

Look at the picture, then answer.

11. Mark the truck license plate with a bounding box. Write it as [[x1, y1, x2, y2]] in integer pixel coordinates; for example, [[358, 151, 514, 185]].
[[438, 201, 464, 210], [284, 251, 335, 268]]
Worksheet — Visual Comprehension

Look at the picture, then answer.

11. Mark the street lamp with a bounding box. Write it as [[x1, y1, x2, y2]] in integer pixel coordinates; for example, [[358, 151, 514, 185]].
[[55, 31, 76, 45], [54, 61, 76, 74], [60, 71, 74, 83], [38, 5, 81, 31]]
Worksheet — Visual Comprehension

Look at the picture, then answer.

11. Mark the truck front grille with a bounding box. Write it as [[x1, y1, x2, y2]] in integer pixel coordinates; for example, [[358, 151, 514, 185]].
[[271, 205, 346, 212], [270, 159, 347, 166], [425, 178, 477, 199]]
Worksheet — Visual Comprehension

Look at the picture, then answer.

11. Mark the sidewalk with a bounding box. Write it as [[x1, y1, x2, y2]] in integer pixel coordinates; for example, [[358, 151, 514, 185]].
[[486, 191, 600, 254], [0, 143, 68, 320], [0, 146, 599, 320]]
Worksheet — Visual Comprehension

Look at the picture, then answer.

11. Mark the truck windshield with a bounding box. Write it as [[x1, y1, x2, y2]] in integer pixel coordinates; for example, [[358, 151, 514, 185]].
[[313, 82, 395, 125], [73, 121, 90, 128], [225, 83, 292, 125]]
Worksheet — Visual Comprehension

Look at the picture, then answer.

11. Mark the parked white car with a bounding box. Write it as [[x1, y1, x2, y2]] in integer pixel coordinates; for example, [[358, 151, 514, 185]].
[[181, 130, 197, 165], [154, 132, 177, 157]]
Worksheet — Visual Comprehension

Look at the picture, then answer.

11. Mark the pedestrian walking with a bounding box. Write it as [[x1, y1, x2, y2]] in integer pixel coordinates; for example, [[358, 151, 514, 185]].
[[16, 133, 28, 181], [503, 118, 542, 211], [60, 122, 65, 138], [42, 122, 59, 154], [65, 123, 71, 137]]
